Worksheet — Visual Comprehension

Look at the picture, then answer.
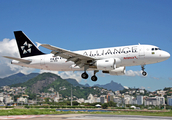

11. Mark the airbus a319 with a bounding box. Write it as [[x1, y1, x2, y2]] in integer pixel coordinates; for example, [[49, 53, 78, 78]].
[[4, 31, 170, 81]]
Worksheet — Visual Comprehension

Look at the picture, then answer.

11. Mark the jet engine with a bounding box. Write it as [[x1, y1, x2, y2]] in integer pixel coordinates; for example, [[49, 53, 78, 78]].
[[96, 58, 121, 70], [102, 66, 126, 76]]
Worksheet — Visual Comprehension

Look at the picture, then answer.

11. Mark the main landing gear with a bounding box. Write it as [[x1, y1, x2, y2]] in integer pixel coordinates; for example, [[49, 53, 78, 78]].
[[141, 65, 147, 76], [81, 72, 88, 79], [81, 67, 98, 82], [91, 70, 99, 82]]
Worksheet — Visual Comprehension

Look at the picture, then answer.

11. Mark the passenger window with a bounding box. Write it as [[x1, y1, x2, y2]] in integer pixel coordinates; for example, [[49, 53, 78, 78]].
[[152, 48, 154, 51], [155, 48, 158, 50]]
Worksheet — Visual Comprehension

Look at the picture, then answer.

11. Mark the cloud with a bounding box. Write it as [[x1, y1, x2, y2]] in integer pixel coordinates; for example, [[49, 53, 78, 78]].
[[147, 87, 151, 89], [140, 86, 145, 89], [0, 38, 35, 78], [125, 70, 142, 76], [39, 70, 59, 75], [151, 77, 160, 80], [59, 71, 83, 82], [0, 38, 89, 82], [40, 70, 83, 82]]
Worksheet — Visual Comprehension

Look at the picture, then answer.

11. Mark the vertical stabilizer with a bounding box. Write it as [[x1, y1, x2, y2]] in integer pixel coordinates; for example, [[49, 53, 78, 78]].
[[14, 31, 44, 58]]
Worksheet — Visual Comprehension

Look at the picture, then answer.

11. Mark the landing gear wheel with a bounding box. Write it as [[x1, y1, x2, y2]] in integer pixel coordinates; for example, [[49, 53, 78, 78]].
[[142, 71, 147, 76], [91, 75, 97, 81], [81, 72, 88, 79], [141, 65, 147, 76]]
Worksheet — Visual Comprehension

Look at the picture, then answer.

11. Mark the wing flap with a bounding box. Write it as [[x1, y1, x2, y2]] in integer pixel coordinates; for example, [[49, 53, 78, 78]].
[[3, 56, 32, 64]]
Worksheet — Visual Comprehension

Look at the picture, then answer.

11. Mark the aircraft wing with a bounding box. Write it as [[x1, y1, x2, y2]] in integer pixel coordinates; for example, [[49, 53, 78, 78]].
[[41, 44, 96, 67], [3, 56, 32, 64]]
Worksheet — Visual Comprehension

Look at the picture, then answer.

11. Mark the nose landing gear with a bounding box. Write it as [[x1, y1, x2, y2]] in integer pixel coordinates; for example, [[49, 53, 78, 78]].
[[141, 65, 147, 76]]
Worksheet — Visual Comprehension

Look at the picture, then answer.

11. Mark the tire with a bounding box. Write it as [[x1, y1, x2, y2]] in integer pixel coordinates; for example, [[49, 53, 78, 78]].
[[142, 71, 147, 76], [91, 75, 97, 81], [81, 72, 88, 79]]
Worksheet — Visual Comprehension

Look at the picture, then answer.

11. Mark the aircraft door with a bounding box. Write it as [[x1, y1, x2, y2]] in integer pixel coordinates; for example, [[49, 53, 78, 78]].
[[139, 46, 145, 57], [40, 57, 45, 69]]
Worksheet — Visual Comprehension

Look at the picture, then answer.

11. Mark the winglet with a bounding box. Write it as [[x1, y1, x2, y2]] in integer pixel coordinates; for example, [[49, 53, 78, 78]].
[[36, 42, 42, 48]]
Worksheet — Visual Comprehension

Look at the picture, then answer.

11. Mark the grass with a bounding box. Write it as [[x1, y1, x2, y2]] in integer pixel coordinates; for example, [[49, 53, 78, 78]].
[[0, 108, 172, 117]]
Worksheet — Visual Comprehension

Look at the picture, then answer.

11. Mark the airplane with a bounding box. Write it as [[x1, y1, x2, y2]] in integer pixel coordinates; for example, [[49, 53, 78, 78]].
[[4, 31, 170, 81]]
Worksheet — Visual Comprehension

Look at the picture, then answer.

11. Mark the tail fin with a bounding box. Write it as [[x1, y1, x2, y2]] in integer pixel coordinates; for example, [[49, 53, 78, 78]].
[[14, 31, 44, 58]]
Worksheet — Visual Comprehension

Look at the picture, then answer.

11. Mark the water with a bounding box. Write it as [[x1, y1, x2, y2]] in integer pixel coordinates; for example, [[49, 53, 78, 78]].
[[56, 109, 110, 112]]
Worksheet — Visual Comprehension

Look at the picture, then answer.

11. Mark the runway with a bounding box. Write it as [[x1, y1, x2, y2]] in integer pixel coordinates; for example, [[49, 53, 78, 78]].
[[0, 114, 171, 120], [68, 114, 172, 120]]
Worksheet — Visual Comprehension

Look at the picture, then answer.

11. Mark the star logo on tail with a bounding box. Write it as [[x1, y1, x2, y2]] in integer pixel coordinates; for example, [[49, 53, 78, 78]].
[[21, 41, 32, 54]]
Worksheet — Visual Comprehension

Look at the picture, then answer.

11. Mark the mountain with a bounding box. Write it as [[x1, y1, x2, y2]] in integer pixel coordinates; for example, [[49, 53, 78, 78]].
[[11, 73, 105, 99], [93, 81, 124, 91], [65, 78, 84, 87], [65, 78, 124, 91], [3, 72, 124, 93], [84, 83, 90, 87], [0, 72, 39, 87], [11, 73, 61, 93]]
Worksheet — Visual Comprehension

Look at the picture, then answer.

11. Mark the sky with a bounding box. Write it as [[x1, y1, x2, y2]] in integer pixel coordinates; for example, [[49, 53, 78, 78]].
[[0, 0, 172, 91]]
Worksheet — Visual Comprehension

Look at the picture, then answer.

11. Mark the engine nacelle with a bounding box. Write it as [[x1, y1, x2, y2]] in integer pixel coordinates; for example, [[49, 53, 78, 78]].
[[102, 66, 126, 76], [96, 58, 122, 71], [96, 58, 115, 70]]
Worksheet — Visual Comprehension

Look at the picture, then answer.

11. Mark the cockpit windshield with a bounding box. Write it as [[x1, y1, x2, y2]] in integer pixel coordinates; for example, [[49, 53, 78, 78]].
[[152, 48, 161, 51]]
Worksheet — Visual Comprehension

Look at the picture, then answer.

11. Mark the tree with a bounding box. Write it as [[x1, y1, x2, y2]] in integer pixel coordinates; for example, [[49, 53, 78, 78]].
[[44, 98, 50, 103], [107, 101, 116, 107], [72, 101, 79, 106], [102, 103, 108, 109]]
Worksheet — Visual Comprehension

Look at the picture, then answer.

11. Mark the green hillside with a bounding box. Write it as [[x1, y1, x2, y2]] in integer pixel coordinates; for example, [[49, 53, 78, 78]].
[[0, 73, 39, 87], [11, 73, 107, 99]]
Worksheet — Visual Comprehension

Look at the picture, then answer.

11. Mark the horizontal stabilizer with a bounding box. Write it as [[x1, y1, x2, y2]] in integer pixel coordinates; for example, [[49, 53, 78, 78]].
[[3, 56, 32, 64]]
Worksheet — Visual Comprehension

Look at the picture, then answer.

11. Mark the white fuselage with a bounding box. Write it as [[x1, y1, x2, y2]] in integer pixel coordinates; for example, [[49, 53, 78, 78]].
[[11, 44, 170, 71]]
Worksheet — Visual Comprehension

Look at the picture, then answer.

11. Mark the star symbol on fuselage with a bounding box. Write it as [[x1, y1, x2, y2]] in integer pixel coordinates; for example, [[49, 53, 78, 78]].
[[21, 41, 32, 54]]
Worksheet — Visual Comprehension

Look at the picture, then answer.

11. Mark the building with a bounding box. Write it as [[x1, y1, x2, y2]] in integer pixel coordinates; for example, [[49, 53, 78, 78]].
[[54, 92, 60, 102], [139, 89, 145, 94], [137, 95, 143, 105], [144, 96, 165, 106], [167, 96, 172, 106], [157, 96, 165, 105], [124, 95, 133, 104], [156, 90, 166, 96], [17, 97, 27, 103], [144, 97, 157, 106], [4, 95, 12, 104], [100, 95, 106, 104], [0, 93, 4, 104], [132, 98, 137, 105], [85, 94, 95, 103], [107, 92, 114, 102], [76, 98, 85, 103], [96, 97, 100, 103], [114, 97, 122, 104]]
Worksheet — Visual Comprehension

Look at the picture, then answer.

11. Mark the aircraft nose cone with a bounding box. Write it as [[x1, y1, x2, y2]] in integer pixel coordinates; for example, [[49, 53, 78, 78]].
[[162, 51, 170, 59]]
